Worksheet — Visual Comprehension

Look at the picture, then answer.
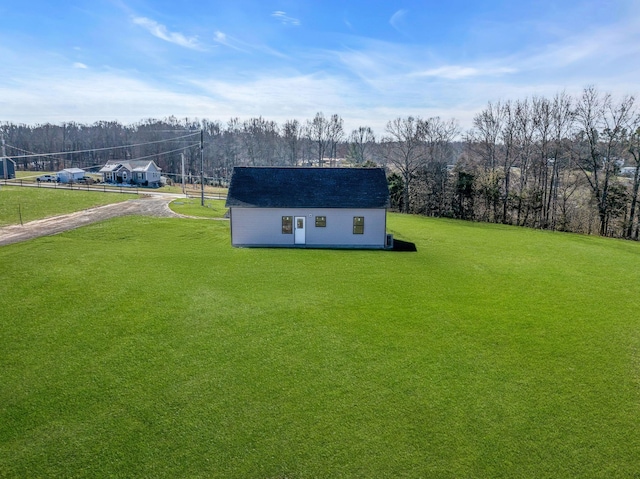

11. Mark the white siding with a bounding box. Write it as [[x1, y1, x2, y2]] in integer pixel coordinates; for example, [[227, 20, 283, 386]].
[[230, 207, 386, 248], [57, 169, 85, 183]]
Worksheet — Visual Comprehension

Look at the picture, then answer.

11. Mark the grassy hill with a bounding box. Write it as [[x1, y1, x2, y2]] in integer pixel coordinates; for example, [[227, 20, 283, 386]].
[[1, 213, 639, 477]]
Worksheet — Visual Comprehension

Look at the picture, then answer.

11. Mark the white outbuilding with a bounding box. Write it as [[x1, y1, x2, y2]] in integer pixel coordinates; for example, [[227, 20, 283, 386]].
[[57, 168, 85, 183], [226, 167, 391, 249]]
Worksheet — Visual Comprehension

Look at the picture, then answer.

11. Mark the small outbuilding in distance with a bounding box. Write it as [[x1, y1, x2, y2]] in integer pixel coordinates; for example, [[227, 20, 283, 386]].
[[225, 166, 391, 249], [57, 168, 86, 183], [1, 157, 16, 179]]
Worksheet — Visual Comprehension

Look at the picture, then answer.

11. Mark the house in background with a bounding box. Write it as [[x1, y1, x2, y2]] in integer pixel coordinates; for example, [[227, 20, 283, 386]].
[[620, 166, 638, 177], [99, 160, 162, 187], [225, 167, 390, 249], [1, 157, 16, 179], [57, 167, 85, 183]]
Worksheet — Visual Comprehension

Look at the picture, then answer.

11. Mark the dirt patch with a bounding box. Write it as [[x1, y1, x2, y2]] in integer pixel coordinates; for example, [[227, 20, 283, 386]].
[[0, 196, 184, 246]]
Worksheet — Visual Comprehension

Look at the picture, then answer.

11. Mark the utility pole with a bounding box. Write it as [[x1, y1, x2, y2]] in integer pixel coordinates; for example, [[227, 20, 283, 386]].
[[200, 129, 205, 206], [1, 132, 7, 181], [62, 123, 67, 170], [181, 153, 186, 195]]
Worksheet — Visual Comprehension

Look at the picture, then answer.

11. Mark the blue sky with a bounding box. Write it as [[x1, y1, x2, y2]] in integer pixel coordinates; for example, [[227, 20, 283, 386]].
[[1, 0, 638, 133]]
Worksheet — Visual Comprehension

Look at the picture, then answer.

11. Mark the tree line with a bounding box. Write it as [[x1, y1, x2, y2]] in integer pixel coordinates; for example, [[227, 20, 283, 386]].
[[1, 113, 356, 181], [462, 87, 640, 239], [383, 87, 640, 240], [2, 86, 640, 239]]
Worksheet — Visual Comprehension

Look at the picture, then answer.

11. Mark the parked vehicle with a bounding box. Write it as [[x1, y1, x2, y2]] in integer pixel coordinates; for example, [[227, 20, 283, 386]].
[[37, 175, 57, 182]]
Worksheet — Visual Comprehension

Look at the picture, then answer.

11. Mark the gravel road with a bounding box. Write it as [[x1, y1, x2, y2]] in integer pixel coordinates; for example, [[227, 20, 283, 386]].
[[0, 196, 183, 246]]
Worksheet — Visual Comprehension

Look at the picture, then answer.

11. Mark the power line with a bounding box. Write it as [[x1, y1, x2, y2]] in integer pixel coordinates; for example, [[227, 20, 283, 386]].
[[5, 144, 68, 163], [6, 143, 200, 168], [124, 143, 200, 162], [4, 131, 201, 159]]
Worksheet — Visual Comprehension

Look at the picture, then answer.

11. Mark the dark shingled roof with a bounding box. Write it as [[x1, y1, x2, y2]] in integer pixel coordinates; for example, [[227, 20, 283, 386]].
[[225, 167, 389, 209]]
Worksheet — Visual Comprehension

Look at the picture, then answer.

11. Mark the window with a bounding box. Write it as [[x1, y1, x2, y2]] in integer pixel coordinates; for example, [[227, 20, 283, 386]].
[[353, 216, 364, 234], [282, 216, 293, 234], [315, 216, 326, 227]]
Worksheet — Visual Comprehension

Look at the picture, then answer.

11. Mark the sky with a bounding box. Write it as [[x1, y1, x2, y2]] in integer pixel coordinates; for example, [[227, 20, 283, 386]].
[[1, 0, 639, 134]]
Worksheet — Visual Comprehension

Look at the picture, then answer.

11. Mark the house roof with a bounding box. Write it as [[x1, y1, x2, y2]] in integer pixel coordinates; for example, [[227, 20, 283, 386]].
[[226, 167, 389, 209], [99, 164, 119, 173], [61, 168, 85, 174], [99, 160, 161, 173]]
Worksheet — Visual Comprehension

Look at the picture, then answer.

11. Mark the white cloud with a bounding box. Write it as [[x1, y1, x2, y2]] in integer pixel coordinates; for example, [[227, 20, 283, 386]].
[[132, 16, 201, 50], [415, 66, 479, 79], [0, 71, 218, 125], [0, 67, 373, 131], [73, 62, 89, 69], [212, 30, 287, 58], [389, 9, 408, 32], [413, 65, 517, 79], [514, 18, 640, 76], [271, 11, 301, 26], [191, 73, 348, 115], [213, 30, 250, 53]]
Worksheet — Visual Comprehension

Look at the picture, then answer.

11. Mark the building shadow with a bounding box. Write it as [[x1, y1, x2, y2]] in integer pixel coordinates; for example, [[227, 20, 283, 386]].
[[391, 239, 418, 252]]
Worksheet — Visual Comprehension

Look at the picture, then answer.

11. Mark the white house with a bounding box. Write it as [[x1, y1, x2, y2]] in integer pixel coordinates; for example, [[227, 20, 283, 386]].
[[620, 167, 638, 177], [99, 160, 162, 187], [225, 167, 390, 249]]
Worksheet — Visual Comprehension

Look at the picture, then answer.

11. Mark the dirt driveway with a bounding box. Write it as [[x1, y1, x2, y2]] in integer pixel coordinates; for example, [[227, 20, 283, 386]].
[[0, 196, 184, 246]]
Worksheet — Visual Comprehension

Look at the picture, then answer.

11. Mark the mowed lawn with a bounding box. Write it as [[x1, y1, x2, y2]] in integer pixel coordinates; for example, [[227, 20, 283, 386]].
[[169, 197, 228, 218], [1, 213, 639, 477], [0, 186, 137, 226]]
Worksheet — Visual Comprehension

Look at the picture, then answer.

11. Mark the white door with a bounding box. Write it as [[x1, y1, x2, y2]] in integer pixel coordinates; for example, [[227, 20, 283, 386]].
[[294, 216, 306, 244]]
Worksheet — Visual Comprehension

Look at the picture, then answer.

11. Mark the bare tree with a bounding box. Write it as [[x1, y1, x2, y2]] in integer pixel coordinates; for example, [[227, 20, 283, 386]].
[[468, 102, 504, 222], [203, 119, 225, 183], [626, 124, 640, 238], [513, 99, 535, 226], [282, 119, 301, 166], [574, 87, 635, 235], [220, 118, 241, 179], [347, 126, 375, 164], [546, 92, 575, 229], [418, 117, 459, 215], [382, 116, 429, 213], [241, 117, 263, 166], [529, 92, 575, 230], [470, 101, 503, 171], [306, 112, 329, 167], [326, 114, 344, 166], [530, 96, 553, 227]]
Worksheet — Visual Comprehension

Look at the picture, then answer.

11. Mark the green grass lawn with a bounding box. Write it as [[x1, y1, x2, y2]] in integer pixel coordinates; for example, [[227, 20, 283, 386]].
[[0, 186, 137, 226], [14, 171, 56, 179], [160, 184, 228, 196], [169, 198, 228, 218], [1, 214, 639, 477]]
